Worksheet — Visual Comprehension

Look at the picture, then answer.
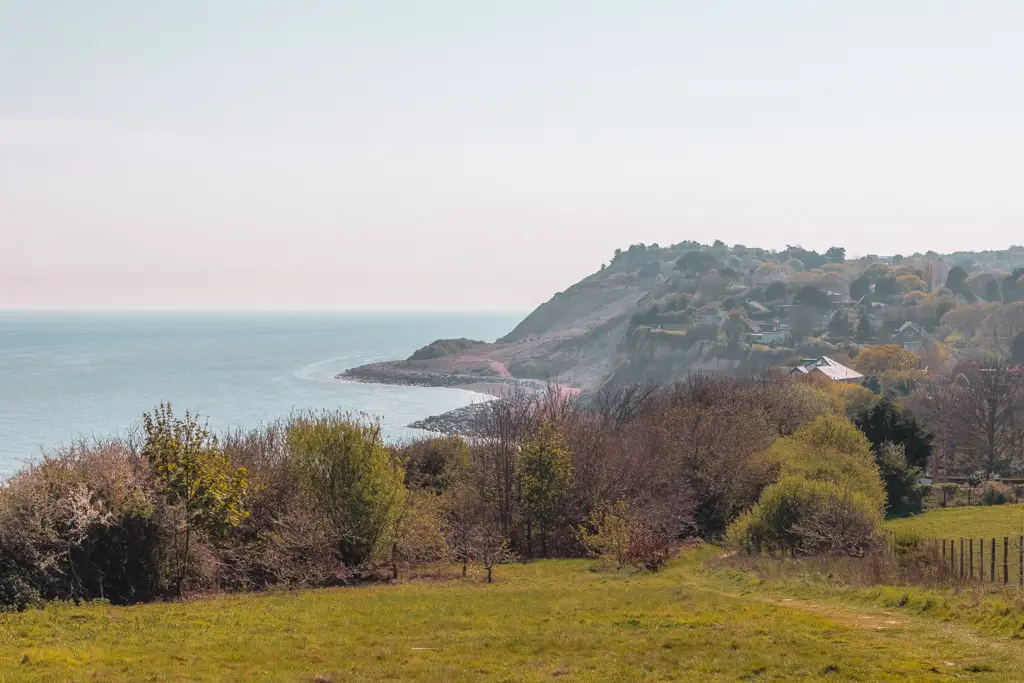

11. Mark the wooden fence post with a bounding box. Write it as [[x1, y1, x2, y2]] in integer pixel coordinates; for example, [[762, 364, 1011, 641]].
[[991, 538, 997, 582], [942, 539, 947, 562], [1018, 536, 1023, 587], [969, 538, 974, 580], [1004, 537, 1009, 584], [960, 538, 964, 581], [979, 538, 984, 582]]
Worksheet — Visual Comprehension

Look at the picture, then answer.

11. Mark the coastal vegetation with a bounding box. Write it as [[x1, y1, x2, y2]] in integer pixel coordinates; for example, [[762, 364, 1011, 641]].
[[3, 241, 1024, 678]]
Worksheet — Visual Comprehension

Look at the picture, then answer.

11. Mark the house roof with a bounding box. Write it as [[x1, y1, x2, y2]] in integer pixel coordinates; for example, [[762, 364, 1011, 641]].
[[791, 356, 864, 382], [889, 321, 922, 341], [744, 300, 772, 314]]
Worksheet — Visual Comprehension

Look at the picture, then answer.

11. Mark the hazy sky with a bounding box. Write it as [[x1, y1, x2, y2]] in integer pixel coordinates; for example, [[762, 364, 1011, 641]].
[[2, 1, 1023, 311]]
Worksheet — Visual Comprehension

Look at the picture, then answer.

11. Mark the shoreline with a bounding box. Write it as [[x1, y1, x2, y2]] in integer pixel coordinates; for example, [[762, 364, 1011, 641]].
[[337, 363, 546, 399], [337, 364, 548, 437]]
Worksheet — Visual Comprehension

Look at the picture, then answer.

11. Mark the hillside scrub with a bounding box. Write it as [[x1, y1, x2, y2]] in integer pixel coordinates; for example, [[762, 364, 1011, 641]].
[[0, 375, 856, 610], [728, 414, 887, 555]]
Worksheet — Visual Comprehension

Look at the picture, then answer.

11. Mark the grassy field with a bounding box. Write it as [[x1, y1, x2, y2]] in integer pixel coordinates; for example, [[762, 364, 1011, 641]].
[[4, 553, 1024, 682], [886, 504, 1024, 540]]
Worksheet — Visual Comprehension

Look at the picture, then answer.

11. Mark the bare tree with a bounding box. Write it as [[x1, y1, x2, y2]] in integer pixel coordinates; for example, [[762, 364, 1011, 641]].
[[917, 361, 1024, 476], [591, 381, 659, 428]]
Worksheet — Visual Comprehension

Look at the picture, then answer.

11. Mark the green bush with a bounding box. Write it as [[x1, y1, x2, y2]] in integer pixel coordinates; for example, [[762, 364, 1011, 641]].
[[876, 442, 923, 516], [765, 414, 885, 509], [287, 413, 406, 567], [729, 475, 882, 557]]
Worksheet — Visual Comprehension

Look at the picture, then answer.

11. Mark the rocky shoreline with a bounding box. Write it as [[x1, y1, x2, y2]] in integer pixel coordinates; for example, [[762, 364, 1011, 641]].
[[338, 362, 547, 438], [407, 403, 492, 437], [339, 362, 535, 392]]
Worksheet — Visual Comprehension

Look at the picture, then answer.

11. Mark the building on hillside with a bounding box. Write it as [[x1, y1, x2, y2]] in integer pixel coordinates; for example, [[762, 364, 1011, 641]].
[[888, 321, 924, 351], [789, 356, 864, 383], [692, 303, 727, 327], [745, 319, 792, 346], [825, 290, 852, 305], [743, 300, 774, 320]]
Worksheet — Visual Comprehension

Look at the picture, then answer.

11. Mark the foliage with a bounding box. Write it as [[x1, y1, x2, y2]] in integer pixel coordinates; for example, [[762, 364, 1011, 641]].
[[856, 314, 873, 342], [396, 436, 469, 494], [578, 501, 632, 569], [851, 345, 925, 381], [731, 475, 882, 556], [875, 442, 923, 516], [854, 398, 933, 470], [675, 249, 719, 275], [825, 246, 847, 264], [518, 421, 573, 556], [765, 280, 787, 301], [979, 481, 1016, 506], [826, 382, 879, 420], [793, 285, 832, 309], [986, 279, 1002, 303], [1012, 331, 1024, 364], [143, 404, 249, 596], [578, 501, 674, 572], [723, 308, 748, 341], [0, 442, 164, 609], [287, 414, 406, 567], [945, 265, 969, 296], [387, 488, 447, 580]]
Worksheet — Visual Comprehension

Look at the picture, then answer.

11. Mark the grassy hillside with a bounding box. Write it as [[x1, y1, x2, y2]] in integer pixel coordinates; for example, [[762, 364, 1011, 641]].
[[5, 555, 1024, 682], [886, 504, 1024, 540]]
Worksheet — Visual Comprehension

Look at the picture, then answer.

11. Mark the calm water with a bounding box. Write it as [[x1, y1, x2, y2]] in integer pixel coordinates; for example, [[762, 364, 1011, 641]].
[[0, 312, 521, 476]]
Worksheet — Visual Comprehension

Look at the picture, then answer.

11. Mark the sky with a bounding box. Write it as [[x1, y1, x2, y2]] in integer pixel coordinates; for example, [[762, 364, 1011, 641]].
[[2, 1, 1023, 311]]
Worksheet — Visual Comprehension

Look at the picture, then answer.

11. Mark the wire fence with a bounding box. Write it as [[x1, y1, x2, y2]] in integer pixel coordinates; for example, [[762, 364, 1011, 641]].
[[934, 536, 1024, 586]]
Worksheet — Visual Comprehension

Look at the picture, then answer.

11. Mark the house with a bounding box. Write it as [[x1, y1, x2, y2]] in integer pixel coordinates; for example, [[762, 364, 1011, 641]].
[[888, 321, 924, 351], [754, 267, 788, 286], [744, 319, 792, 346], [825, 290, 852, 305], [743, 300, 775, 320], [789, 356, 864, 382], [692, 303, 727, 327]]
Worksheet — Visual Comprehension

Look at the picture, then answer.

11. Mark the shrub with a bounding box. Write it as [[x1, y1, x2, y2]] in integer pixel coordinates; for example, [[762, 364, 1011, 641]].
[[578, 502, 633, 570], [519, 420, 573, 557], [791, 413, 874, 459], [980, 481, 1015, 506], [730, 475, 883, 557], [0, 442, 166, 609], [396, 436, 469, 493], [876, 442, 923, 516], [143, 404, 249, 597], [765, 414, 885, 510], [287, 413, 406, 567], [578, 501, 673, 572]]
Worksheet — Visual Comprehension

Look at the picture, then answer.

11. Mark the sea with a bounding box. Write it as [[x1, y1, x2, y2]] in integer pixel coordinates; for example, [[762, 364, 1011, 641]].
[[0, 312, 522, 477]]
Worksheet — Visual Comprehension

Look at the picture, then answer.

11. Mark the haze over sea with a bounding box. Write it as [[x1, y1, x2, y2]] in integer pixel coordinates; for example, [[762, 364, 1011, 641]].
[[0, 312, 521, 476]]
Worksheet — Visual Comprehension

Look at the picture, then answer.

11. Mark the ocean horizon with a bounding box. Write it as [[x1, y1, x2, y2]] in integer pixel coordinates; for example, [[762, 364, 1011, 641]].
[[0, 311, 523, 476]]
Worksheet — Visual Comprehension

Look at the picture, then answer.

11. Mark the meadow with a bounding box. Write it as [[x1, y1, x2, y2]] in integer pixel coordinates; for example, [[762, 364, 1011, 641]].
[[886, 504, 1024, 540], [4, 553, 1024, 682]]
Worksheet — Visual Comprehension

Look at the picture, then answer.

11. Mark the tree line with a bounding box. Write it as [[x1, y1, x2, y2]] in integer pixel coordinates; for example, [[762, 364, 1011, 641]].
[[1, 371, 945, 610]]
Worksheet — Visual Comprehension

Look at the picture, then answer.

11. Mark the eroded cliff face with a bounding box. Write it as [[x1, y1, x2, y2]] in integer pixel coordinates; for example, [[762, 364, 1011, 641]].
[[341, 245, 799, 393]]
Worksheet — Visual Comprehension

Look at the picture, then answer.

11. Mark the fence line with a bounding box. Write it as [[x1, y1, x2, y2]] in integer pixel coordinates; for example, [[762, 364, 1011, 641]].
[[931, 536, 1024, 586]]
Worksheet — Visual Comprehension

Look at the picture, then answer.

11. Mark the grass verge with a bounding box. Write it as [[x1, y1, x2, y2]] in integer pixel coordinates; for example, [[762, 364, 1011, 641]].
[[3, 554, 1024, 681], [886, 504, 1024, 540]]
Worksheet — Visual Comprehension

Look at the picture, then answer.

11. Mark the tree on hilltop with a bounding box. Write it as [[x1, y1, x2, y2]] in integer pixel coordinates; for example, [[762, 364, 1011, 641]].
[[825, 246, 847, 264]]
